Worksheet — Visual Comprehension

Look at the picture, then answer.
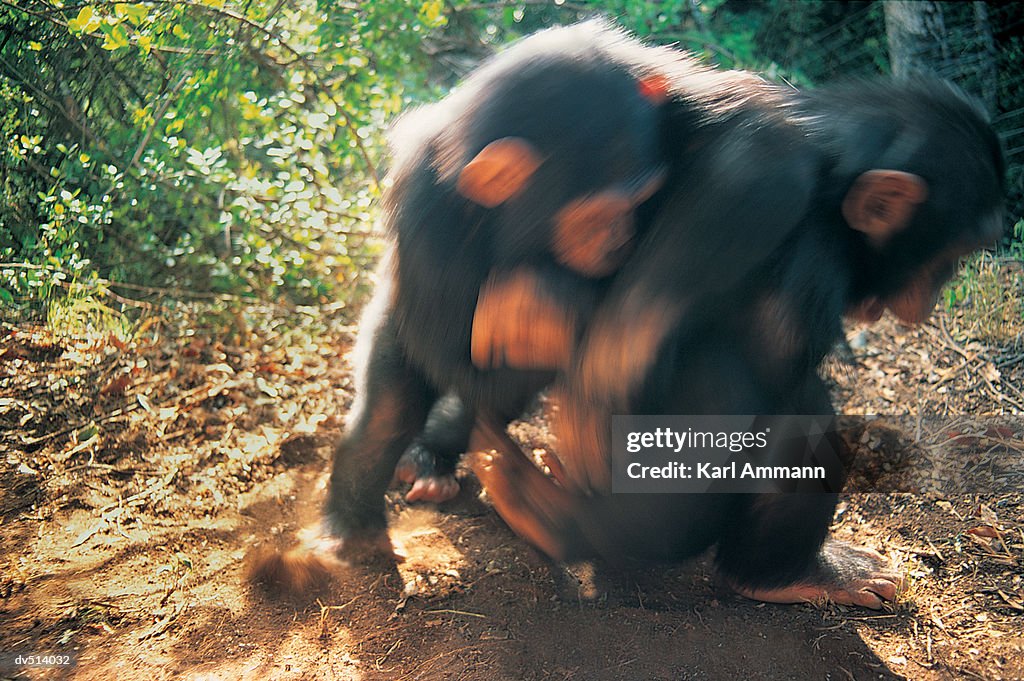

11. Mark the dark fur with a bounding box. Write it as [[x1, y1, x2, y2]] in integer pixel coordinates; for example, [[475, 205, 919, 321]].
[[477, 78, 1005, 603], [318, 21, 1004, 608], [323, 22, 794, 540]]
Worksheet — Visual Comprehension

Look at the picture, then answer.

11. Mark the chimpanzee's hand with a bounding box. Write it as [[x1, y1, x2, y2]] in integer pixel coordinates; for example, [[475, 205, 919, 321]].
[[471, 269, 576, 370]]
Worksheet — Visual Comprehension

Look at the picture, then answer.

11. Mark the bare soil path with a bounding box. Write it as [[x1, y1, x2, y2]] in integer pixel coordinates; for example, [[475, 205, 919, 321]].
[[1, 302, 1022, 680]]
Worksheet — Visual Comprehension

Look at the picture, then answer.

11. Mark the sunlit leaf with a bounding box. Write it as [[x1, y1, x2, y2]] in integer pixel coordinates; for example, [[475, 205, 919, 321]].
[[100, 24, 130, 50], [419, 0, 447, 27], [68, 6, 94, 32], [115, 2, 148, 24]]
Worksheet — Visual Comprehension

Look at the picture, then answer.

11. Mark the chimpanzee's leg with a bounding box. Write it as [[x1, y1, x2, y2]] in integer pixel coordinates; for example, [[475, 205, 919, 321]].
[[716, 493, 901, 608], [248, 285, 434, 591], [715, 377, 902, 608], [472, 416, 727, 563], [324, 288, 436, 555]]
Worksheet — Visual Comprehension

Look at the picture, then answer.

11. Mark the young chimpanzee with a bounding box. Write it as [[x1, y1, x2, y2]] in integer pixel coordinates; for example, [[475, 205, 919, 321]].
[[317, 16, 817, 556], [471, 78, 1006, 608], [320, 21, 684, 550]]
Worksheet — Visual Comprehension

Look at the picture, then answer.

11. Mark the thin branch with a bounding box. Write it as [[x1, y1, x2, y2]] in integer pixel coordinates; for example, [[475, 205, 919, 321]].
[[456, 1, 590, 10], [129, 71, 190, 171], [0, 53, 109, 152]]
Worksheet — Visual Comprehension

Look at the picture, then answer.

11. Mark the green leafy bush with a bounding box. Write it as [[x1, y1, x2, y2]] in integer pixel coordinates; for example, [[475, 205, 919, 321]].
[[1, 0, 443, 318]]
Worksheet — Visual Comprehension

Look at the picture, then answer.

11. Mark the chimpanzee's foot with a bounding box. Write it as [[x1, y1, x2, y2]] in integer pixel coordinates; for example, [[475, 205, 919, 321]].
[[247, 546, 338, 598], [245, 532, 351, 598], [470, 425, 581, 562], [729, 540, 903, 609], [247, 529, 398, 598], [395, 444, 461, 503], [332, 530, 401, 564], [405, 474, 460, 503], [322, 504, 403, 564]]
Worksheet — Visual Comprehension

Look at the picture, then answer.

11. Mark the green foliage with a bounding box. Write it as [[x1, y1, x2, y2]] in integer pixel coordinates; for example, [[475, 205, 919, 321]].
[[1008, 220, 1024, 262], [1, 0, 440, 318], [944, 248, 1024, 344], [2, 0, 1020, 332]]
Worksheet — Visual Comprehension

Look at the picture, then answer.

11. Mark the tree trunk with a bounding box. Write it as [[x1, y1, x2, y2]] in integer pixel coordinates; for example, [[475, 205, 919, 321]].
[[883, 0, 951, 78], [972, 1, 999, 115]]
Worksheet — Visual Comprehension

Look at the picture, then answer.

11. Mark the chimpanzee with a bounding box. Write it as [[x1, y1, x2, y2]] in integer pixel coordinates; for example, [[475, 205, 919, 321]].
[[319, 16, 816, 557], [320, 21, 684, 548], [246, 22, 677, 588], [471, 77, 1006, 608], [245, 25, 716, 589]]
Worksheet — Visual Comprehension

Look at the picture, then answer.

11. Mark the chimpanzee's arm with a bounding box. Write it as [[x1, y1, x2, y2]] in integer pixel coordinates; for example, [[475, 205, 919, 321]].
[[575, 121, 821, 405]]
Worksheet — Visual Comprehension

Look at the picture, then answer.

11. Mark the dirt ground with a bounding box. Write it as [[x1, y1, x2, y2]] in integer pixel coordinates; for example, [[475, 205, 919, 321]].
[[1, 287, 1023, 680]]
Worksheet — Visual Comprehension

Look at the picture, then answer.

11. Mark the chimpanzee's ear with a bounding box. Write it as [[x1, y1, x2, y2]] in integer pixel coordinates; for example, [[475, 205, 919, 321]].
[[456, 137, 542, 208], [638, 73, 670, 104], [842, 169, 929, 243]]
